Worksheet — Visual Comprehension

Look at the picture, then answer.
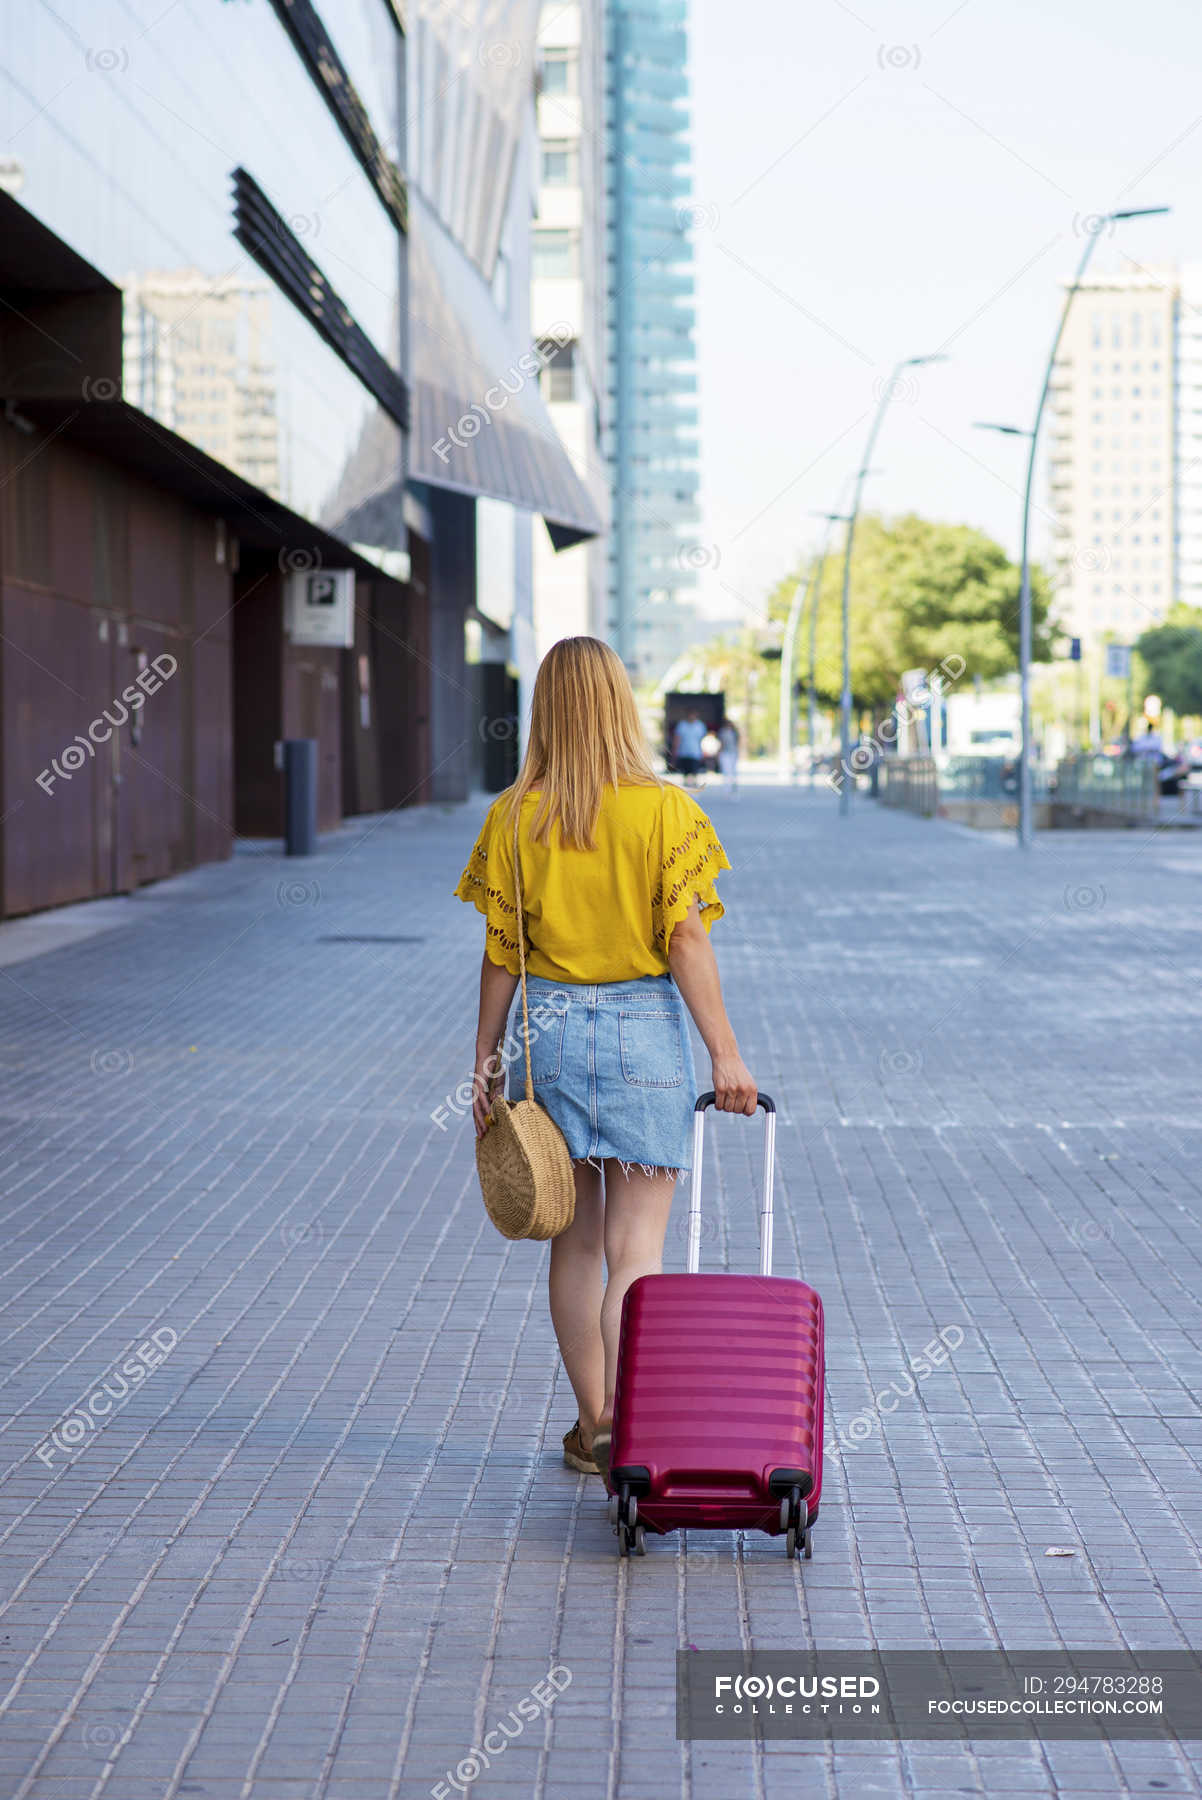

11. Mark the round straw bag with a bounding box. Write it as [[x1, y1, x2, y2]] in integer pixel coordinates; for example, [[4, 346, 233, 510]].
[[475, 814, 575, 1240]]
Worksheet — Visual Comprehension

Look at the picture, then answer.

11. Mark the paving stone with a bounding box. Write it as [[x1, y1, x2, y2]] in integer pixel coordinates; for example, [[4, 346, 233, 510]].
[[1, 790, 1201, 1798]]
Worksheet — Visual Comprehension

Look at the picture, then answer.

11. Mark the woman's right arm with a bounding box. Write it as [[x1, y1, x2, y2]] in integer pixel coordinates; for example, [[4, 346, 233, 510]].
[[668, 899, 757, 1114]]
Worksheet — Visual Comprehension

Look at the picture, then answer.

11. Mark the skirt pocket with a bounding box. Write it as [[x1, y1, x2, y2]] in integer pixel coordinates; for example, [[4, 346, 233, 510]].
[[526, 996, 567, 1086], [618, 1008, 684, 1088]]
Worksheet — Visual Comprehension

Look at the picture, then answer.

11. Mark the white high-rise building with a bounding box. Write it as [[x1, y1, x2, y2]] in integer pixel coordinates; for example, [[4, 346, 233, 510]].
[[530, 1, 610, 660], [1175, 268, 1202, 611], [1048, 267, 1187, 645]]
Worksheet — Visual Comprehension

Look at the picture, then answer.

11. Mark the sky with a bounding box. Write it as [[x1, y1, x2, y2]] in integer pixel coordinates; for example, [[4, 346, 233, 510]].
[[688, 0, 1202, 629]]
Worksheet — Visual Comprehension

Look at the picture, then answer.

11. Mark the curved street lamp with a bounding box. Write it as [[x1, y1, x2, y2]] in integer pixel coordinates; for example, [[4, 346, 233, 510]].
[[838, 356, 947, 816], [975, 203, 1169, 849], [777, 501, 857, 782]]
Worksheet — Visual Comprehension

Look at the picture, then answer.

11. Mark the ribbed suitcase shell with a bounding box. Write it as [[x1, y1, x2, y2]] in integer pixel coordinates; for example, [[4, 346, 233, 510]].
[[609, 1270, 824, 1535]]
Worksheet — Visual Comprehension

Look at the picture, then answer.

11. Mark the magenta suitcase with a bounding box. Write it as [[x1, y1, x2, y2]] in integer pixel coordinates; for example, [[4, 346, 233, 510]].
[[606, 1092, 824, 1559]]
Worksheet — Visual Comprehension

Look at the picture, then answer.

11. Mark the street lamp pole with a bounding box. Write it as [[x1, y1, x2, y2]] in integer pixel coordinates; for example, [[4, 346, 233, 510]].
[[838, 355, 946, 817], [808, 508, 853, 781], [976, 204, 1168, 849], [778, 507, 849, 783], [778, 566, 813, 784]]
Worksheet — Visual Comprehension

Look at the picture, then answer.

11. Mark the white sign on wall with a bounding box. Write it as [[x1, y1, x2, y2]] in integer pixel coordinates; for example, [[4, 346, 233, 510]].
[[285, 569, 355, 648]]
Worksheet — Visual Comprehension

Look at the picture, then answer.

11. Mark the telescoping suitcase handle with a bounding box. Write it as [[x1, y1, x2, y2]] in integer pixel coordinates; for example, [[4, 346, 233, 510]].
[[687, 1091, 776, 1278]]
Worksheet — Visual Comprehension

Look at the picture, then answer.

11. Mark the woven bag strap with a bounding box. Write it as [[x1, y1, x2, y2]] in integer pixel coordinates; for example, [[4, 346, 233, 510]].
[[512, 808, 534, 1102]]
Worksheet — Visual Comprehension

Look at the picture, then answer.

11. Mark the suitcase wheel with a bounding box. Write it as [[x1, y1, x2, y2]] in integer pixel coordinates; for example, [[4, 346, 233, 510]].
[[614, 1483, 642, 1556], [782, 1485, 812, 1560], [785, 1524, 813, 1559]]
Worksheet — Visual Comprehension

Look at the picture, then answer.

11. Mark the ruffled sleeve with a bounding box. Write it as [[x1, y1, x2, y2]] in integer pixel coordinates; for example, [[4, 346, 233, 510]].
[[453, 797, 521, 974], [653, 784, 731, 954]]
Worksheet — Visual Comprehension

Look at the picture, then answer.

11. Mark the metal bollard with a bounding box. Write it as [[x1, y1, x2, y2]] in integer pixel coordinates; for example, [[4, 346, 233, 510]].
[[283, 738, 318, 856]]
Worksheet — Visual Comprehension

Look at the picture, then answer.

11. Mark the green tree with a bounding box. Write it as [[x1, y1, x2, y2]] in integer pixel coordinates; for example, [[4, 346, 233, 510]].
[[673, 513, 1052, 755], [1135, 607, 1202, 719], [806, 513, 1054, 713]]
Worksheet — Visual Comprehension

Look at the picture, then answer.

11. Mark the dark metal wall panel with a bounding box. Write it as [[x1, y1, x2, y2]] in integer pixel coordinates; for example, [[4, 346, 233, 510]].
[[232, 559, 285, 839], [192, 630, 234, 867], [119, 618, 191, 890], [0, 582, 111, 915], [0, 425, 235, 918], [405, 530, 432, 806], [341, 578, 383, 819], [0, 422, 51, 590], [189, 519, 233, 865], [192, 519, 231, 642], [371, 538, 430, 812], [129, 484, 186, 628], [50, 449, 96, 605], [282, 640, 342, 834]]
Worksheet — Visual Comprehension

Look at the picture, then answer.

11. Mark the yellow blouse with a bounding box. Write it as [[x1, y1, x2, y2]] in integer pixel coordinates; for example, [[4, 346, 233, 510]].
[[454, 780, 730, 984]]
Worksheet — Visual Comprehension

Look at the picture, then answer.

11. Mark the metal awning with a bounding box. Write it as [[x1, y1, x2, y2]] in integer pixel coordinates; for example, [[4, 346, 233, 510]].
[[407, 198, 605, 550]]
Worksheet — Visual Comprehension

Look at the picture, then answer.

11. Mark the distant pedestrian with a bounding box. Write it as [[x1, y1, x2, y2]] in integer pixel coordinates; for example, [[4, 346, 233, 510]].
[[671, 710, 706, 787], [1131, 722, 1163, 759], [717, 717, 739, 794], [455, 637, 756, 1479]]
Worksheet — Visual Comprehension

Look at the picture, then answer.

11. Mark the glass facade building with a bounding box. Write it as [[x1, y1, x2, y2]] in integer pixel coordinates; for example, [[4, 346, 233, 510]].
[[0, 0, 601, 917], [604, 0, 700, 685], [4, 0, 408, 535]]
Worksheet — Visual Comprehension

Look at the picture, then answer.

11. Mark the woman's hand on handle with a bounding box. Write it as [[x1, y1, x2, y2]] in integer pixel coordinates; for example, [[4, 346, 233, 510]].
[[711, 1051, 758, 1115]]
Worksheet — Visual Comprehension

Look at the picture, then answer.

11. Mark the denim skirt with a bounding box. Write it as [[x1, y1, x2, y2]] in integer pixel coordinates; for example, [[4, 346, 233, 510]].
[[515, 973, 698, 1172]]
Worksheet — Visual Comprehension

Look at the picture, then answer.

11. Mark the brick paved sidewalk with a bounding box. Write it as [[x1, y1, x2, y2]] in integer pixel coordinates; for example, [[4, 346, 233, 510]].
[[0, 787, 1200, 1800]]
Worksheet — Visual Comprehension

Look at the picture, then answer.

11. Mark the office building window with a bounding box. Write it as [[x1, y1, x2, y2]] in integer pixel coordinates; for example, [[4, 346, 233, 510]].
[[541, 49, 578, 94], [539, 339, 576, 402], [541, 139, 579, 185], [533, 230, 580, 277]]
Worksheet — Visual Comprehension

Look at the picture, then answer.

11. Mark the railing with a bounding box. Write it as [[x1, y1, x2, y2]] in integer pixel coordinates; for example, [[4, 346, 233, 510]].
[[1161, 779, 1202, 823], [936, 754, 1018, 802], [876, 755, 938, 817], [873, 750, 1199, 827], [877, 753, 1052, 819], [1053, 753, 1159, 821]]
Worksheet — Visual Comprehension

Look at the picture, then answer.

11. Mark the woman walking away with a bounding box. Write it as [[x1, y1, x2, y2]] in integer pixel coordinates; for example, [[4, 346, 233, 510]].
[[718, 716, 740, 795], [454, 637, 757, 1478]]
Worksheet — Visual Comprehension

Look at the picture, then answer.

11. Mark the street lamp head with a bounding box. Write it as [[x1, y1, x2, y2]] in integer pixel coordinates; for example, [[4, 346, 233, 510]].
[[906, 352, 949, 367], [973, 421, 1034, 436], [1110, 205, 1171, 220]]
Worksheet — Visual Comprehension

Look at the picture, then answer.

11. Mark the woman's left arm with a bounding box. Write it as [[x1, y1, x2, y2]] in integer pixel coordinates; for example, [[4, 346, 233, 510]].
[[472, 952, 519, 1136]]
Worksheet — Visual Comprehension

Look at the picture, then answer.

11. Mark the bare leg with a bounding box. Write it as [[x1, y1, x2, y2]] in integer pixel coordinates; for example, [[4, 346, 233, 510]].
[[548, 1160, 605, 1446], [597, 1162, 677, 1429]]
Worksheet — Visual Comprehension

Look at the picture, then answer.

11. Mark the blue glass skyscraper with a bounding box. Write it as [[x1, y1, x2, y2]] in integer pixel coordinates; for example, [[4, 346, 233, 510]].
[[605, 0, 701, 684]]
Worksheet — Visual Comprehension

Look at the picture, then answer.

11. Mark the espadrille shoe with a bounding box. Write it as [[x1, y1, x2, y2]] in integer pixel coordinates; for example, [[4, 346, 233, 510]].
[[562, 1420, 600, 1476]]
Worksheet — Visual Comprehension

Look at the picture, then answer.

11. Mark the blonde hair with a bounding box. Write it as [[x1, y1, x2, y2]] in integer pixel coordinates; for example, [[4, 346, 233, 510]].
[[504, 636, 660, 848]]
